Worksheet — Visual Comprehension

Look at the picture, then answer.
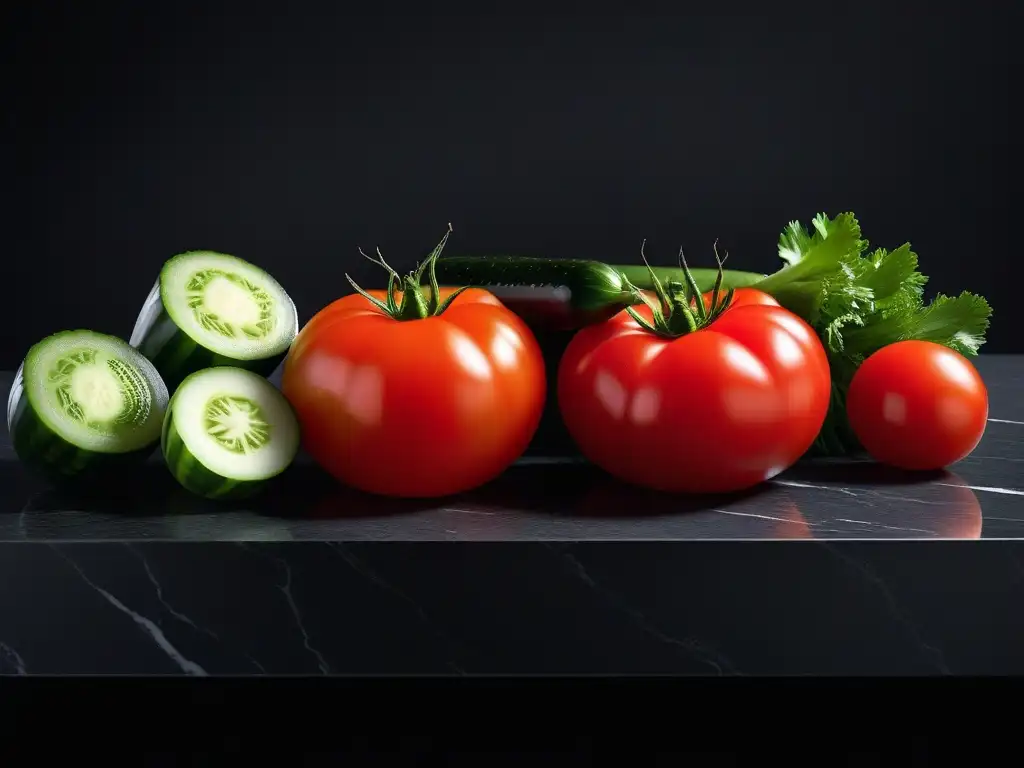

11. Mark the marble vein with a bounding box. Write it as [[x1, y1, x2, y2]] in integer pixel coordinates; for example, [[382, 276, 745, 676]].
[[819, 543, 950, 674], [442, 507, 498, 516], [0, 641, 27, 675], [124, 543, 267, 673], [738, 486, 946, 532], [714, 508, 811, 525], [935, 483, 1024, 497], [326, 543, 467, 674], [237, 544, 332, 674], [48, 546, 208, 676], [712, 508, 843, 533], [834, 518, 936, 535], [775, 479, 981, 507], [772, 479, 859, 496], [547, 544, 740, 675], [958, 454, 1024, 464]]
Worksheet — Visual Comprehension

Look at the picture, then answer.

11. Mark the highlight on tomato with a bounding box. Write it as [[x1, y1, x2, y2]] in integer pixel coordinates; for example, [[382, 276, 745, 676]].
[[282, 226, 547, 498], [557, 245, 832, 495], [845, 340, 988, 471]]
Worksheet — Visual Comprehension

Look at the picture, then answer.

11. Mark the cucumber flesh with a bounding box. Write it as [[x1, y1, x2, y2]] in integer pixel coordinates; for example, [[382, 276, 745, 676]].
[[131, 251, 298, 391], [8, 330, 169, 479], [162, 366, 300, 499]]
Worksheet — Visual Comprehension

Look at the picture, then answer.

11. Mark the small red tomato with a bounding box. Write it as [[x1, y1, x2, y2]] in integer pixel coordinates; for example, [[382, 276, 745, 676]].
[[846, 340, 988, 470], [282, 230, 546, 498], [558, 277, 832, 495]]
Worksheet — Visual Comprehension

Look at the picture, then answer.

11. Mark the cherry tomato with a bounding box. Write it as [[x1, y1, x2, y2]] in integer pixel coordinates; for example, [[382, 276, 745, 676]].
[[557, 288, 832, 494], [283, 285, 546, 498], [846, 340, 988, 470]]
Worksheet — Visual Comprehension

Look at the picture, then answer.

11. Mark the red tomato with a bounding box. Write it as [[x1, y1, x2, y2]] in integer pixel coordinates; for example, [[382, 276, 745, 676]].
[[846, 340, 988, 470], [282, 286, 546, 498], [698, 287, 781, 312], [639, 286, 780, 313], [557, 289, 831, 494]]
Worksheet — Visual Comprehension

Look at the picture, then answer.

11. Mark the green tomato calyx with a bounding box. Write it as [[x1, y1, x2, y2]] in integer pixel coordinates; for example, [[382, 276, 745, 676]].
[[344, 224, 470, 321], [625, 241, 735, 338]]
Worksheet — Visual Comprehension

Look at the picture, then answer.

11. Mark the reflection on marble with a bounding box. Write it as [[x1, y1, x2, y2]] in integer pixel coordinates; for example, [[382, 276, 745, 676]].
[[0, 449, 1014, 541], [0, 457, 1007, 541]]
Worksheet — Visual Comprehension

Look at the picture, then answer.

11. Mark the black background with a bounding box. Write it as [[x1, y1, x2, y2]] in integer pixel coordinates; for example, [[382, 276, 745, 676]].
[[3, 4, 1015, 367]]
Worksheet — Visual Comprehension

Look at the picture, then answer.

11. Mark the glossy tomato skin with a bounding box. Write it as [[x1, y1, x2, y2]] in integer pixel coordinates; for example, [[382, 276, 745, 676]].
[[846, 340, 988, 471], [641, 286, 780, 313], [696, 286, 782, 312], [282, 287, 546, 498], [557, 289, 831, 494]]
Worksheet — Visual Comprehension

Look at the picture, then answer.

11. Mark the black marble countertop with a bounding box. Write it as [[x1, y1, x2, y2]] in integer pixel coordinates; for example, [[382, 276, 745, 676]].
[[1, 358, 1022, 676]]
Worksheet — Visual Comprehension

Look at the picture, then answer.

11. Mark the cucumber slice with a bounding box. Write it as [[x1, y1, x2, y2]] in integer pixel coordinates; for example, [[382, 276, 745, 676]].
[[162, 366, 300, 499], [130, 251, 298, 391], [7, 330, 169, 480]]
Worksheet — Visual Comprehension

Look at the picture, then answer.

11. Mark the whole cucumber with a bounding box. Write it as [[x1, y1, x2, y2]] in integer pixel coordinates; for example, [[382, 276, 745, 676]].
[[616, 264, 766, 294], [433, 255, 766, 330]]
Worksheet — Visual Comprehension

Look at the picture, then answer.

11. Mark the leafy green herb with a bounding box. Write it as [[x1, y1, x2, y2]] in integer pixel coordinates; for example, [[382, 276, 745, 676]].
[[752, 212, 992, 456]]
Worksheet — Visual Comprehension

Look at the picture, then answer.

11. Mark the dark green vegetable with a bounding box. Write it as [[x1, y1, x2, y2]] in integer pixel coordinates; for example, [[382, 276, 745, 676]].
[[433, 255, 763, 330], [615, 265, 766, 293]]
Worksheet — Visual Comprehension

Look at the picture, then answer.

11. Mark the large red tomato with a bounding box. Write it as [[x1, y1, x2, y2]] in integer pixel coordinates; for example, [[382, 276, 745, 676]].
[[557, 284, 831, 494], [282, 246, 546, 498], [846, 340, 988, 470]]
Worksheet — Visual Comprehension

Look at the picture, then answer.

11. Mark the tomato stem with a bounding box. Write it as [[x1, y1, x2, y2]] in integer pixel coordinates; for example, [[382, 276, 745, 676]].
[[344, 224, 471, 321], [624, 240, 735, 338], [396, 274, 433, 319]]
